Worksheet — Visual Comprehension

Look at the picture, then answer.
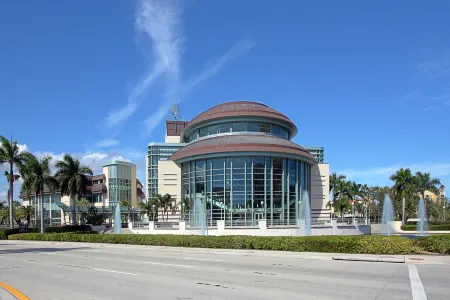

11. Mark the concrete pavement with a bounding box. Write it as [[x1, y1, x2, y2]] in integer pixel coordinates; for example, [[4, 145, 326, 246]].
[[1, 240, 449, 299]]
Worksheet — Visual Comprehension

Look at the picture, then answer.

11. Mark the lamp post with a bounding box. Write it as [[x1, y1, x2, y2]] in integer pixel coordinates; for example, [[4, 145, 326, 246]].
[[260, 200, 264, 219], [181, 203, 185, 221], [152, 204, 155, 221]]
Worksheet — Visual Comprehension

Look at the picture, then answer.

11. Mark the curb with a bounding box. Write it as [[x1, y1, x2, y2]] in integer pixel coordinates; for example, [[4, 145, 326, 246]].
[[332, 256, 405, 263]]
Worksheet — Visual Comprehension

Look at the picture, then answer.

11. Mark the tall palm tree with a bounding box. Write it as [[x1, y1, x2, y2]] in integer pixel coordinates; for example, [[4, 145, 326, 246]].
[[21, 155, 59, 233], [329, 172, 346, 194], [390, 168, 416, 199], [0, 135, 32, 228], [54, 154, 93, 225], [415, 171, 441, 200]]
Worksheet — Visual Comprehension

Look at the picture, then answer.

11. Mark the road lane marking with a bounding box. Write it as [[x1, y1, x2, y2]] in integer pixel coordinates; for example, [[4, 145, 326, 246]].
[[183, 257, 224, 262], [144, 261, 192, 268], [0, 282, 31, 300], [408, 264, 427, 300], [91, 268, 138, 276]]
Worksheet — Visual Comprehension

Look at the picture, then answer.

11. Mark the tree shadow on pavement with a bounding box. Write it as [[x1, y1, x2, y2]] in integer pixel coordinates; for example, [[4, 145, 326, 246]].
[[0, 247, 91, 255]]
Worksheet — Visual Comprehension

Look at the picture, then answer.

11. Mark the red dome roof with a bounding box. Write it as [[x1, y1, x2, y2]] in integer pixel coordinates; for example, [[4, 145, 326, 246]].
[[169, 134, 314, 163], [183, 101, 298, 138]]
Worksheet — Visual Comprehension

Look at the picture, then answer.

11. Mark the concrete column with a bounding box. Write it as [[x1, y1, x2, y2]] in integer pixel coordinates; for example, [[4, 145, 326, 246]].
[[179, 221, 186, 233], [217, 220, 225, 235], [149, 221, 155, 231], [128, 221, 133, 229]]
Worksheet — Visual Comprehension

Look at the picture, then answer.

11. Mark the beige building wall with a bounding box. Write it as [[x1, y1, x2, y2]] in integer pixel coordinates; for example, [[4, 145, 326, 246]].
[[157, 160, 182, 202], [311, 163, 330, 221], [165, 135, 181, 143]]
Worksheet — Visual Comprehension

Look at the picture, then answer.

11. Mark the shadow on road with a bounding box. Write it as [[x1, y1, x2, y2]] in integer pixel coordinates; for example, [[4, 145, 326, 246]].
[[0, 247, 90, 255]]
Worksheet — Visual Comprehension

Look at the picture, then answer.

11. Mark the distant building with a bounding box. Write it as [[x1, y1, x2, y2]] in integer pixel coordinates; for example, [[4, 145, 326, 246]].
[[21, 160, 143, 226]]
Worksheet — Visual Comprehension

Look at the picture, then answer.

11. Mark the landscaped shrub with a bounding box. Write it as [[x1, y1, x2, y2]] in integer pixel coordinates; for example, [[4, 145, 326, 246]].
[[413, 235, 450, 254], [401, 224, 450, 231], [0, 225, 91, 239], [45, 225, 92, 233], [8, 233, 420, 254]]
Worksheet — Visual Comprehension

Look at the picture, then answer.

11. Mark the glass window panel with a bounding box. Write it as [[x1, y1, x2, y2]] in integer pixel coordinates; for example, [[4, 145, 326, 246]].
[[232, 122, 247, 132], [260, 123, 270, 133], [218, 123, 231, 133], [247, 123, 259, 132]]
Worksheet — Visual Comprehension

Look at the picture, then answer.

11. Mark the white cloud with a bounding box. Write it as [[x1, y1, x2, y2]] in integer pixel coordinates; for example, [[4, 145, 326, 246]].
[[414, 53, 450, 78], [0, 147, 147, 201], [338, 163, 450, 187], [104, 0, 183, 127], [421, 106, 440, 112], [96, 139, 121, 148], [143, 37, 256, 136]]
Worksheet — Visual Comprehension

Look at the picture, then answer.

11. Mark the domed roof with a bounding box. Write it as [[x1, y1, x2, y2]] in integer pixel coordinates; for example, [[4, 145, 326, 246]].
[[183, 101, 298, 138], [169, 133, 315, 163]]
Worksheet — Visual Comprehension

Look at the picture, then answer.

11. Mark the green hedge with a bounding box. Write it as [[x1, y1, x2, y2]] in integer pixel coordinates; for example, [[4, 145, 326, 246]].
[[0, 225, 91, 240], [8, 233, 422, 254], [401, 224, 450, 231], [414, 235, 450, 254]]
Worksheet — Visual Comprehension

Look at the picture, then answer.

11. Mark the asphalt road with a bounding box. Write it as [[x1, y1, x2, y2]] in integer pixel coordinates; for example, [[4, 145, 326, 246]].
[[0, 240, 449, 300]]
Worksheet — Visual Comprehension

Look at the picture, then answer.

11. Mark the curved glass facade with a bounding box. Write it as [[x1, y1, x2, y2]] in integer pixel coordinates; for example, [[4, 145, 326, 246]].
[[184, 121, 290, 143], [181, 156, 311, 226]]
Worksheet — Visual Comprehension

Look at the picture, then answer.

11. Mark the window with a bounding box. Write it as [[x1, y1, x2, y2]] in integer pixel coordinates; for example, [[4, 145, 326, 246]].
[[232, 122, 247, 132]]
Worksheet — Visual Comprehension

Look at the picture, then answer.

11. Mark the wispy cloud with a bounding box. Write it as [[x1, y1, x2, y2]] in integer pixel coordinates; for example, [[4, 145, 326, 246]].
[[397, 90, 421, 104], [104, 0, 183, 128], [96, 139, 120, 148], [143, 37, 256, 137], [414, 53, 450, 79], [338, 163, 450, 187], [421, 106, 440, 112]]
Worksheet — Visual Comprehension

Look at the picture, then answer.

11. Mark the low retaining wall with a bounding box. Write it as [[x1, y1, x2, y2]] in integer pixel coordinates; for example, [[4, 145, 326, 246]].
[[131, 220, 368, 236]]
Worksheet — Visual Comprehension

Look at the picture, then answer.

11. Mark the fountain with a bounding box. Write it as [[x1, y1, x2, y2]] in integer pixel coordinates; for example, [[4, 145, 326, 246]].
[[192, 197, 206, 235], [114, 204, 121, 234], [300, 190, 311, 236], [417, 198, 428, 236], [381, 193, 394, 236]]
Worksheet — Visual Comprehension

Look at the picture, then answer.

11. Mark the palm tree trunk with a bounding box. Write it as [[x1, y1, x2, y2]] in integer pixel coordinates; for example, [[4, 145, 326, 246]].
[[71, 194, 77, 225], [9, 163, 14, 229], [40, 192, 45, 233]]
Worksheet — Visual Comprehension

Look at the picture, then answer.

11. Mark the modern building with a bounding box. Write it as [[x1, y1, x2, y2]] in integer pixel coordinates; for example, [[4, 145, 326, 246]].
[[21, 160, 144, 226], [149, 101, 330, 225]]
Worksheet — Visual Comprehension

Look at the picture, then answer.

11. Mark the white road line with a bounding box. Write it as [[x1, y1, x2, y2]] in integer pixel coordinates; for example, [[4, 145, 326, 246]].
[[183, 257, 224, 262], [144, 261, 192, 268], [408, 264, 427, 300], [91, 268, 138, 276]]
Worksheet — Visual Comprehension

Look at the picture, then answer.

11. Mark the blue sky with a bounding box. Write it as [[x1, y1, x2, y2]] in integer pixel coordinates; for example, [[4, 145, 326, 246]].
[[1, 0, 450, 199]]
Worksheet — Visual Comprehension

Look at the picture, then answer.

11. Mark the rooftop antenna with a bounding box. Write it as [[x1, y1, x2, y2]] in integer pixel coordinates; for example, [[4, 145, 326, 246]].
[[169, 97, 182, 120]]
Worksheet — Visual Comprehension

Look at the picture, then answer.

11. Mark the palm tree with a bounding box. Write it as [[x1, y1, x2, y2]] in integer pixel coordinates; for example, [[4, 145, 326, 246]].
[[0, 135, 32, 228], [140, 198, 159, 221], [21, 155, 59, 233], [329, 172, 346, 194], [16, 205, 35, 225], [415, 171, 441, 200], [161, 193, 175, 221], [180, 196, 191, 219], [390, 168, 416, 199], [55, 154, 93, 225]]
